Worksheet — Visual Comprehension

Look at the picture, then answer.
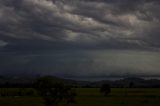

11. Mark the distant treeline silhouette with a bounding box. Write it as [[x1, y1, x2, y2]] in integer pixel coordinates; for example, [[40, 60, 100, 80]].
[[0, 82, 35, 88], [0, 76, 160, 88]]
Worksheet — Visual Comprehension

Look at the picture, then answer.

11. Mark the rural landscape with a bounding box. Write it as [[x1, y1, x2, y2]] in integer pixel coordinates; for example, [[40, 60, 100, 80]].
[[1, 76, 160, 106], [0, 0, 160, 105]]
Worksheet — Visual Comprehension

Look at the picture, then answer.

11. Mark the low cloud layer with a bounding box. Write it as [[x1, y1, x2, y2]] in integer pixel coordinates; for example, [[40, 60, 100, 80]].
[[0, 50, 160, 79]]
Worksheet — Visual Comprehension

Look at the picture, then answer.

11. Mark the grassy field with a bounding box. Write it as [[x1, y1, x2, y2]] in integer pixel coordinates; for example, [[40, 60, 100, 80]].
[[1, 88, 160, 106], [76, 88, 160, 106]]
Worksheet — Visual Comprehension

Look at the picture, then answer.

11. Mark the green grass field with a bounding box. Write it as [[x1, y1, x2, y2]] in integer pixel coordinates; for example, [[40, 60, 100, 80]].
[[1, 88, 160, 106]]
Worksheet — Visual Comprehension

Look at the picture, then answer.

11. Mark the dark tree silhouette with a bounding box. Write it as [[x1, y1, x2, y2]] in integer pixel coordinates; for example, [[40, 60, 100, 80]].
[[34, 77, 77, 106], [100, 84, 111, 96], [65, 88, 77, 106], [129, 82, 134, 88]]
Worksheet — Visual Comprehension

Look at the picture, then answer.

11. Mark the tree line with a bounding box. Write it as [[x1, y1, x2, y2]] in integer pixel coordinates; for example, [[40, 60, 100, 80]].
[[0, 76, 111, 106]]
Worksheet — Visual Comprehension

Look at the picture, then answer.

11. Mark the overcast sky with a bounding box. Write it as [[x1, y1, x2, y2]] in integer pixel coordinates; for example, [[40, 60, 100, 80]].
[[0, 0, 160, 79]]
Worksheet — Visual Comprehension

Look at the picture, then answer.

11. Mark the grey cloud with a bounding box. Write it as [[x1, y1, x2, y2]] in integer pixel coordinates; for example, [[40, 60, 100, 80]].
[[0, 0, 160, 50], [0, 40, 7, 47], [0, 0, 160, 78]]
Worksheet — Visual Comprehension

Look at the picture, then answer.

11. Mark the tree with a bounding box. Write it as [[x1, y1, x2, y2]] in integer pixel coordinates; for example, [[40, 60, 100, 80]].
[[100, 84, 111, 96], [34, 77, 77, 106], [129, 82, 134, 88], [65, 88, 77, 106]]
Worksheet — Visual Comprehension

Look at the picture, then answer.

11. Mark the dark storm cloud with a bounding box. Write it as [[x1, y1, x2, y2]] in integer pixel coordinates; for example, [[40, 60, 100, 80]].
[[0, 0, 160, 78], [0, 0, 160, 50]]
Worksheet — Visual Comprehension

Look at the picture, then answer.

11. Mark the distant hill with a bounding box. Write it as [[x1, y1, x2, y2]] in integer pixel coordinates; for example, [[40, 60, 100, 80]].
[[101, 77, 160, 88], [0, 76, 160, 88]]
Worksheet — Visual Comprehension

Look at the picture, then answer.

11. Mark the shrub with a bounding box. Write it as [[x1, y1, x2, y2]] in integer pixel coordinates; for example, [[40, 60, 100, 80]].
[[100, 84, 111, 96]]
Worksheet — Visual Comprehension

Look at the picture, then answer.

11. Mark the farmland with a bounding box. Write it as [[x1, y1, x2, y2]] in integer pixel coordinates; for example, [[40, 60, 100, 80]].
[[0, 88, 160, 106]]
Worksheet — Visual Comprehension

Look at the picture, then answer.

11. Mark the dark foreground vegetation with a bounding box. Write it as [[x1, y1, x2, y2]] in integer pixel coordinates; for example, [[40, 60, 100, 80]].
[[1, 88, 160, 106], [1, 76, 160, 106]]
